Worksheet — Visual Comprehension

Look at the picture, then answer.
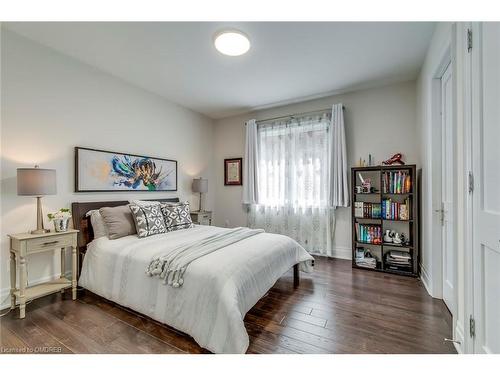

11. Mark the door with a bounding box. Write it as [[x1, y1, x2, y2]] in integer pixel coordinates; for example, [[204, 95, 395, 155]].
[[441, 62, 456, 314], [471, 22, 500, 354]]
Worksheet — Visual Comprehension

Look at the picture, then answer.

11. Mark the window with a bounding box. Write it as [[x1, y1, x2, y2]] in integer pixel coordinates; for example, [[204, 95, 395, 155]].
[[257, 114, 330, 208]]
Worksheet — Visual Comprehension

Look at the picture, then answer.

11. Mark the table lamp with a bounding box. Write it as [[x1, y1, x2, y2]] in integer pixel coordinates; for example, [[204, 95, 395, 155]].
[[17, 166, 57, 234], [192, 177, 208, 212]]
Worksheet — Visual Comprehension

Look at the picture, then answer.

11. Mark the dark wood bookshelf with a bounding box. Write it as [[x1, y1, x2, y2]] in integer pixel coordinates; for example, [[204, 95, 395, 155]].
[[351, 164, 419, 277]]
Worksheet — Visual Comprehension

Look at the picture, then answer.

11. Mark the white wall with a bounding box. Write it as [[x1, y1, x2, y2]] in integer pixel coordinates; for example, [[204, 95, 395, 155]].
[[213, 81, 419, 258], [0, 30, 215, 308], [416, 23, 453, 297], [416, 22, 472, 353]]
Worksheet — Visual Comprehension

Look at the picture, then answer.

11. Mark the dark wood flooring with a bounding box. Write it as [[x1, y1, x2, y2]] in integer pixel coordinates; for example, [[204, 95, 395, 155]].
[[0, 257, 456, 354]]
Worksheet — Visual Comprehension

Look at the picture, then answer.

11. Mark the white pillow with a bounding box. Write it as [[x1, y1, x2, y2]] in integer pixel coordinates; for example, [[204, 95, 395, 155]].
[[86, 210, 109, 239]]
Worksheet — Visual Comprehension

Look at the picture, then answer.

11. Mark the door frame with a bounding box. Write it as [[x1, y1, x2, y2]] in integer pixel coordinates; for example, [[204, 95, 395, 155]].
[[429, 45, 453, 302], [439, 61, 456, 315], [461, 21, 475, 355]]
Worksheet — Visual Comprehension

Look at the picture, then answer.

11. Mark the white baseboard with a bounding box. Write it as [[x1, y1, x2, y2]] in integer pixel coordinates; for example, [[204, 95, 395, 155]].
[[419, 263, 434, 297], [0, 271, 72, 310], [311, 246, 352, 260], [330, 246, 352, 260]]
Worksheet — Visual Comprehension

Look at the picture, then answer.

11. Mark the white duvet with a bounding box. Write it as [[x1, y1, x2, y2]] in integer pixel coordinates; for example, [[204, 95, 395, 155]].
[[78, 225, 314, 353]]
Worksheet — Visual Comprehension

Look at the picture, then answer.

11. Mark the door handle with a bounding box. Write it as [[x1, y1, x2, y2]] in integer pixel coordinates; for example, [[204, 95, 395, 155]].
[[444, 338, 461, 345], [435, 203, 445, 225]]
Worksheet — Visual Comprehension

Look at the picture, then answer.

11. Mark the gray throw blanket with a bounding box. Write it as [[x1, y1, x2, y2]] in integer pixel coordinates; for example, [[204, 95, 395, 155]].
[[145, 227, 264, 287]]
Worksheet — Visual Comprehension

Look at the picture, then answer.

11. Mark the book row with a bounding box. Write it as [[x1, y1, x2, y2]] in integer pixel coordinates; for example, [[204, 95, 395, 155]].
[[354, 224, 382, 244], [354, 202, 381, 219], [382, 170, 412, 194], [382, 198, 411, 220]]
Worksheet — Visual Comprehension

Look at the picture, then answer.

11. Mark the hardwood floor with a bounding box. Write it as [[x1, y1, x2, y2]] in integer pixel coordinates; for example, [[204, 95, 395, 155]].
[[0, 257, 456, 354]]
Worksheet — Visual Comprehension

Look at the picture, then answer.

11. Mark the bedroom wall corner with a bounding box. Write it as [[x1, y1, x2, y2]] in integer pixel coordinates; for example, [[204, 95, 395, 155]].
[[212, 81, 420, 259], [0, 30, 215, 309]]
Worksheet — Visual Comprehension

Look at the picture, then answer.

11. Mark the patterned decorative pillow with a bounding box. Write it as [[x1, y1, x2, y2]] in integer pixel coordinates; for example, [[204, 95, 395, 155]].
[[161, 201, 194, 232], [129, 203, 168, 238]]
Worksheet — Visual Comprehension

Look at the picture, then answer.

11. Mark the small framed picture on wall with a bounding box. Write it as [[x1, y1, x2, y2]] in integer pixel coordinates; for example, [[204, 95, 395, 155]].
[[224, 158, 242, 185]]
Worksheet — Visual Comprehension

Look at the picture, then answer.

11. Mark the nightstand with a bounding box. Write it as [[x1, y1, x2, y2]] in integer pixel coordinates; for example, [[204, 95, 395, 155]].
[[190, 211, 212, 225], [8, 229, 79, 319]]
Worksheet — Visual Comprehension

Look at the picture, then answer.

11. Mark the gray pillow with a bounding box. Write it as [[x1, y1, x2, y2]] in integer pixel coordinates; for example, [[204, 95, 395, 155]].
[[99, 205, 137, 239], [86, 209, 109, 239], [161, 201, 194, 232], [129, 203, 167, 238]]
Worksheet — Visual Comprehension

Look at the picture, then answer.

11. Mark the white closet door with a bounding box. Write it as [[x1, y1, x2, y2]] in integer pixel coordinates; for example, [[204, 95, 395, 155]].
[[471, 22, 500, 354], [441, 63, 455, 314]]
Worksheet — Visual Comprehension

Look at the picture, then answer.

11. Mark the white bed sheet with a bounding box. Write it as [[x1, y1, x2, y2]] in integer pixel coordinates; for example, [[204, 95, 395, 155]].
[[78, 225, 313, 353]]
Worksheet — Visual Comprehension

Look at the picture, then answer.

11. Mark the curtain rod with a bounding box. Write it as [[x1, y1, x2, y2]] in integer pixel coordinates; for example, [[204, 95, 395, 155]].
[[253, 106, 345, 125]]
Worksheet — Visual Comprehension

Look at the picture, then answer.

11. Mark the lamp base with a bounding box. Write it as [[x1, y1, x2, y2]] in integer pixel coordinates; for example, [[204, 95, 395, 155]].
[[31, 228, 50, 235], [32, 196, 49, 235]]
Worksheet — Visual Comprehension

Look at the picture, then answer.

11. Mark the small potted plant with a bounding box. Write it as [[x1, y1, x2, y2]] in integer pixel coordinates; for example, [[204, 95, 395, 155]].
[[47, 208, 72, 232]]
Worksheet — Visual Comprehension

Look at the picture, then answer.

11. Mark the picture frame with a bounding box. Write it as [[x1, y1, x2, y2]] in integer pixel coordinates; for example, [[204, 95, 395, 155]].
[[224, 158, 242, 186], [75, 146, 177, 192]]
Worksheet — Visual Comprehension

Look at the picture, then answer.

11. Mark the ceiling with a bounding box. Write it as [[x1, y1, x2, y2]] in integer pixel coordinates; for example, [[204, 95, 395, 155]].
[[5, 22, 435, 119]]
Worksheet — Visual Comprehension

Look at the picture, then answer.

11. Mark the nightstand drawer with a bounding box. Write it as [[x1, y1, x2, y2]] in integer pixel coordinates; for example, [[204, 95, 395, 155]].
[[26, 234, 73, 253]]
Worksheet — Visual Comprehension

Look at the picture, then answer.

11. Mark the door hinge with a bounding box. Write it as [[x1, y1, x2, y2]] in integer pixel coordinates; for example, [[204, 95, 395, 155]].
[[467, 29, 473, 53], [468, 171, 474, 193], [469, 315, 476, 338]]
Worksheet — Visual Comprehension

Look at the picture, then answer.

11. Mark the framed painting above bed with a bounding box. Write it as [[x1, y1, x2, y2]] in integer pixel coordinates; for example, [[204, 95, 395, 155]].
[[75, 147, 177, 192]]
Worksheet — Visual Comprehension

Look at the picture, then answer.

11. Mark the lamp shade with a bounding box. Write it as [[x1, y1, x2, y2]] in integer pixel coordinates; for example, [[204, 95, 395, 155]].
[[192, 178, 208, 193], [17, 168, 57, 196]]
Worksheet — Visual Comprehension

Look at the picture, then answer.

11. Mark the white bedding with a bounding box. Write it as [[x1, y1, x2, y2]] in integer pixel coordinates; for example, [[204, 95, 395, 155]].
[[78, 225, 314, 353]]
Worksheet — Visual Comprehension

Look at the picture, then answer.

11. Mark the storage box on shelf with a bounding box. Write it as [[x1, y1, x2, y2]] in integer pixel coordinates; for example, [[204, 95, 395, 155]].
[[351, 164, 419, 276]]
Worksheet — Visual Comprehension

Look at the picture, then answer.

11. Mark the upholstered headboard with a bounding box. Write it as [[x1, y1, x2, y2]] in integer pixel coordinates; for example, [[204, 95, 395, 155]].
[[71, 198, 179, 252]]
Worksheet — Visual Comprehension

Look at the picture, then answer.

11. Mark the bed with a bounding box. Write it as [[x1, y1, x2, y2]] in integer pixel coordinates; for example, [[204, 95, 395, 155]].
[[72, 199, 314, 354]]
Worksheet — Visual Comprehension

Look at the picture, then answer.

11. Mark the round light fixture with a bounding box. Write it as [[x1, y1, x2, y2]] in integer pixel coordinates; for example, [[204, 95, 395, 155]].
[[214, 30, 250, 56]]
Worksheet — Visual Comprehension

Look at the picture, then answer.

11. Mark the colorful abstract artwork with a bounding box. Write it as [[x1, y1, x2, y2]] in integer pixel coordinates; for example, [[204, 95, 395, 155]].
[[75, 147, 177, 192]]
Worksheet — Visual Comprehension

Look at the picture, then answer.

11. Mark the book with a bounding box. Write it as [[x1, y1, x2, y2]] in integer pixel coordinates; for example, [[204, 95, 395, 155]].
[[388, 250, 411, 259], [400, 204, 408, 220], [354, 202, 363, 218], [385, 250, 412, 269]]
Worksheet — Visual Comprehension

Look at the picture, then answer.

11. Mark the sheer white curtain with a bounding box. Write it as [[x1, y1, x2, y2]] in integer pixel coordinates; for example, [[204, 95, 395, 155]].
[[247, 113, 335, 255]]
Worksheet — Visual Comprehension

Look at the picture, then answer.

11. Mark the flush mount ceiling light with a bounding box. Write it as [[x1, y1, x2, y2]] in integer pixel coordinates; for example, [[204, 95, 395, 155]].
[[214, 30, 250, 56]]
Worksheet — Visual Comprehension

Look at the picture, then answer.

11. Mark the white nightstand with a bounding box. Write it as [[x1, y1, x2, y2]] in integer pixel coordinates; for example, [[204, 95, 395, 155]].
[[190, 211, 212, 226], [8, 229, 79, 319]]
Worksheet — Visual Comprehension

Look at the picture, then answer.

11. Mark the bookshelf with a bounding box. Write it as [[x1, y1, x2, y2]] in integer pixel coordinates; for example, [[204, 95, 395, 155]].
[[351, 164, 419, 277]]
